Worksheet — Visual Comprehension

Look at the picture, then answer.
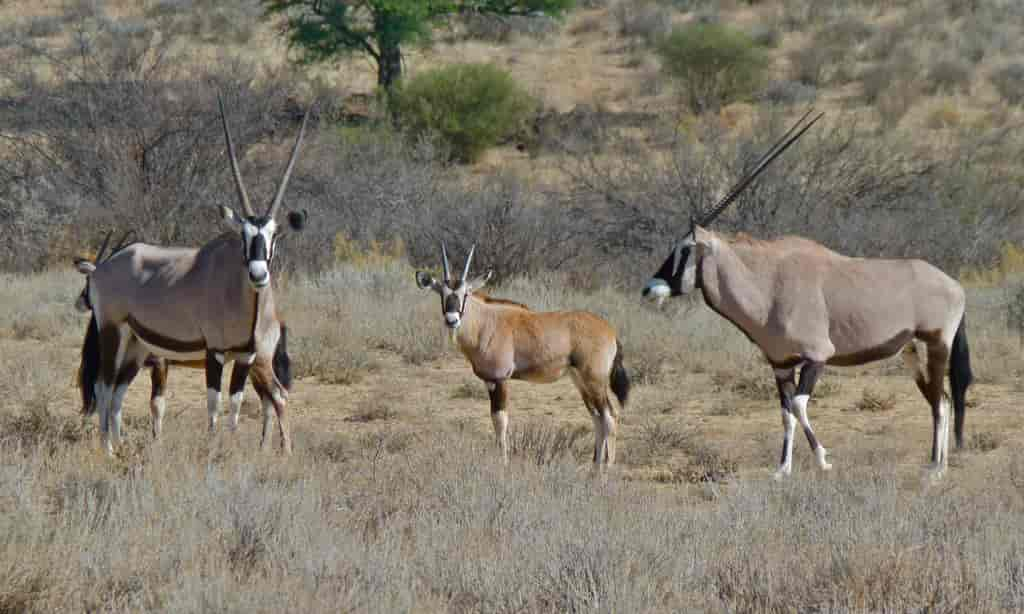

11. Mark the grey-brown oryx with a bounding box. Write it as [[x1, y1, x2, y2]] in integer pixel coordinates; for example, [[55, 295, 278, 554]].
[[75, 231, 293, 439], [73, 96, 309, 455], [642, 110, 973, 479], [416, 244, 630, 467]]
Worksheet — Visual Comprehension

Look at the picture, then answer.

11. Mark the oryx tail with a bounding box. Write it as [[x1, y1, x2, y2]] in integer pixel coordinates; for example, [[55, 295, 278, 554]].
[[610, 339, 630, 411], [950, 315, 973, 448]]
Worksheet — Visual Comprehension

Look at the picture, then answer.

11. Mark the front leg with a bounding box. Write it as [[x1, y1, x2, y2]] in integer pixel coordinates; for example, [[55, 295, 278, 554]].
[[795, 361, 831, 471], [205, 350, 225, 432], [227, 358, 252, 432], [773, 367, 797, 479], [487, 380, 509, 464]]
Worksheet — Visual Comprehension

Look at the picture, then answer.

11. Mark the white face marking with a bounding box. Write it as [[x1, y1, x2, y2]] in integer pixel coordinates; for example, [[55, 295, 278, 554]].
[[643, 279, 670, 304], [445, 313, 461, 327], [214, 353, 225, 365]]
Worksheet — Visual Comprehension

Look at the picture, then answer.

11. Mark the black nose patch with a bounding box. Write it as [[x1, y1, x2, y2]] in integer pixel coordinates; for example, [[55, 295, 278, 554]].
[[444, 293, 461, 313]]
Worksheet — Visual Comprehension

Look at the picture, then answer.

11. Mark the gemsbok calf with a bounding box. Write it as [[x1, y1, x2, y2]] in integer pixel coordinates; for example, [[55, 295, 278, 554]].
[[75, 231, 293, 439], [642, 110, 973, 479], [74, 96, 309, 455], [416, 244, 630, 466]]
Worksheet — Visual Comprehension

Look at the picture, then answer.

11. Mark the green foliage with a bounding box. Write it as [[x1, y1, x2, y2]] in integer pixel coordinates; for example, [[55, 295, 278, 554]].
[[389, 63, 537, 163], [656, 22, 769, 113], [263, 0, 574, 88]]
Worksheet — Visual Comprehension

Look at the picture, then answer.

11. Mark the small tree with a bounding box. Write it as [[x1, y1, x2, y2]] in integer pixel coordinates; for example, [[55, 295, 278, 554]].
[[389, 63, 536, 162], [263, 0, 575, 90], [657, 23, 769, 114]]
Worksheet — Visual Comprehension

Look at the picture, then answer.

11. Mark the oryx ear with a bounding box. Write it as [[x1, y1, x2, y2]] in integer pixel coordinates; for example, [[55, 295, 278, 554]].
[[220, 205, 241, 225], [287, 209, 307, 232], [415, 271, 443, 293], [467, 270, 494, 292], [74, 257, 96, 275]]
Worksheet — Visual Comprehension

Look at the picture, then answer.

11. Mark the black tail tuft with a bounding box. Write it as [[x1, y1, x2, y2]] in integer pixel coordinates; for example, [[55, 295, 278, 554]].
[[273, 324, 292, 392], [78, 315, 101, 416], [949, 314, 973, 449], [610, 339, 631, 411]]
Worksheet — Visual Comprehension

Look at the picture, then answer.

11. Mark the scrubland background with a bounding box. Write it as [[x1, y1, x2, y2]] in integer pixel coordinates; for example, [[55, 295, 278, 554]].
[[4, 0, 1024, 611]]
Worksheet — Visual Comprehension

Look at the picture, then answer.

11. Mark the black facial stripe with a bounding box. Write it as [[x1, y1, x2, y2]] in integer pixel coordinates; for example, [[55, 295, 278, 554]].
[[249, 233, 267, 262], [444, 293, 461, 314]]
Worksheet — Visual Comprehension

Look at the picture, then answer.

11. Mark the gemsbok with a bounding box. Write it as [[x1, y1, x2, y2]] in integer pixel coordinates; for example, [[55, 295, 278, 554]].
[[75, 232, 293, 439], [641, 110, 973, 479], [74, 96, 309, 455], [416, 244, 630, 467]]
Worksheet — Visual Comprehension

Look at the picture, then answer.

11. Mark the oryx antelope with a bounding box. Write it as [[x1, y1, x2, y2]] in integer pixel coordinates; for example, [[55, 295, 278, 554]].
[[642, 110, 973, 479], [73, 96, 310, 455], [416, 244, 630, 466], [75, 232, 293, 439]]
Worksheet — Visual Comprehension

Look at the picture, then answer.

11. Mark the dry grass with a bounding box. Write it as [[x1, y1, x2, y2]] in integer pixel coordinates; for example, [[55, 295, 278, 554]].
[[847, 387, 898, 413]]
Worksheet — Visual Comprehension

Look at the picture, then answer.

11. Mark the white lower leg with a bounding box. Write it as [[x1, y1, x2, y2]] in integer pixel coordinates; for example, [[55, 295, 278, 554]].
[[492, 410, 509, 463], [228, 391, 244, 431], [206, 388, 221, 432], [601, 408, 617, 465], [775, 409, 796, 478], [260, 396, 274, 449], [96, 383, 113, 455], [592, 413, 606, 466], [150, 395, 166, 439], [938, 395, 950, 469], [109, 384, 129, 448], [794, 394, 831, 471]]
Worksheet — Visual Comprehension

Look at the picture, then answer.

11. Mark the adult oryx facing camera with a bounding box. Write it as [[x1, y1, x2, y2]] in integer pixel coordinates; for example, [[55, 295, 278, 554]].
[[75, 231, 294, 440], [642, 110, 973, 480], [416, 244, 630, 467], [74, 96, 310, 456]]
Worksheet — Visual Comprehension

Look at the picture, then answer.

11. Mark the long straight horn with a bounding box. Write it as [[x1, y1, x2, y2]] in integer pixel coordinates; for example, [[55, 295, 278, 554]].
[[94, 230, 113, 264], [266, 106, 312, 219], [462, 244, 476, 282], [441, 241, 452, 282], [699, 109, 824, 227], [218, 94, 255, 217]]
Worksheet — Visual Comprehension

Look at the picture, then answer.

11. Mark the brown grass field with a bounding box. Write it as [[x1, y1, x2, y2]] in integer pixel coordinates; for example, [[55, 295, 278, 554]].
[[3, 265, 1024, 612]]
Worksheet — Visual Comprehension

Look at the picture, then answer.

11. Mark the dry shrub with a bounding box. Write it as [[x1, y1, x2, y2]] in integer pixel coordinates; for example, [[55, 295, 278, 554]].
[[991, 63, 1024, 106], [967, 430, 1001, 453], [612, 0, 671, 43], [451, 380, 489, 400], [507, 421, 590, 465], [683, 442, 737, 484], [345, 399, 398, 423], [713, 372, 775, 400], [925, 100, 962, 130], [848, 388, 897, 413]]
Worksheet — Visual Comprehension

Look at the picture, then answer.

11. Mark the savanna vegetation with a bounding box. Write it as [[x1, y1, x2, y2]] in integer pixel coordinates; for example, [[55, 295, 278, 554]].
[[4, 0, 1024, 610]]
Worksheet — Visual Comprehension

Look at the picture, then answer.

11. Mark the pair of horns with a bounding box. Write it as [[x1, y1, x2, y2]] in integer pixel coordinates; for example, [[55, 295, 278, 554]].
[[218, 94, 312, 220], [697, 107, 824, 229], [441, 242, 475, 283], [94, 230, 136, 264]]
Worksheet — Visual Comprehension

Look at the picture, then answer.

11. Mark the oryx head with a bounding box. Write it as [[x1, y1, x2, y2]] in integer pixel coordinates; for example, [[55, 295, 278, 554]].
[[217, 95, 310, 291], [643, 108, 824, 306], [415, 243, 494, 330], [73, 230, 136, 312], [643, 222, 701, 305]]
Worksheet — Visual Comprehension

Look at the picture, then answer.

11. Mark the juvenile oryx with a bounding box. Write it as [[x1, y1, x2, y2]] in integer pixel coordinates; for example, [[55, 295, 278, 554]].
[[75, 231, 293, 439], [74, 97, 309, 455], [642, 111, 973, 479], [416, 245, 630, 466]]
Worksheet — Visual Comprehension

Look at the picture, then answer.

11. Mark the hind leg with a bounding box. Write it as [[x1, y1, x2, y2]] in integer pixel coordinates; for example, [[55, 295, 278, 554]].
[[794, 362, 831, 471], [572, 369, 617, 467], [227, 360, 252, 432], [773, 367, 798, 479], [149, 359, 167, 439], [904, 341, 950, 476], [250, 360, 291, 454], [108, 338, 145, 452]]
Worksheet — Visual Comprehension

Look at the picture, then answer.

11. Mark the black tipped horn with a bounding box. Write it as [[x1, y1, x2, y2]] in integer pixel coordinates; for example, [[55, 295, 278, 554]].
[[94, 230, 113, 264], [462, 244, 476, 282], [699, 109, 824, 228], [267, 103, 314, 219], [218, 93, 255, 217], [441, 241, 452, 282]]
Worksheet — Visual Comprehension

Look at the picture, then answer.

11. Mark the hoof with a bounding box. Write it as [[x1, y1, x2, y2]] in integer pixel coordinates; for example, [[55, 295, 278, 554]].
[[815, 447, 833, 471], [772, 467, 791, 481]]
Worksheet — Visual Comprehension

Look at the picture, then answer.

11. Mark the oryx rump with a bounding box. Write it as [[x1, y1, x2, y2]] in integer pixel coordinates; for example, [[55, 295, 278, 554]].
[[642, 110, 973, 479], [416, 244, 630, 467]]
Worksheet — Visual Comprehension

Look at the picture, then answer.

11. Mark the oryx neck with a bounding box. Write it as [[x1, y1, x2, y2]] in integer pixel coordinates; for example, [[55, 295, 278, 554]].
[[454, 294, 495, 353], [699, 235, 773, 334]]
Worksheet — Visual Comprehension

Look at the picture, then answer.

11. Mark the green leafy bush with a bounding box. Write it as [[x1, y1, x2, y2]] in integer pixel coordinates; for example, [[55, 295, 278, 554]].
[[656, 23, 769, 113], [389, 63, 537, 163]]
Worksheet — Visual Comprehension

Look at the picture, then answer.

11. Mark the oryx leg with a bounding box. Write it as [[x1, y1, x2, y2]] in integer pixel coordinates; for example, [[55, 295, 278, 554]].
[[487, 381, 509, 464], [96, 325, 142, 455], [251, 361, 291, 454], [149, 358, 168, 439], [773, 367, 798, 479], [227, 360, 252, 432], [794, 361, 831, 471], [905, 340, 950, 475], [205, 351, 225, 432], [570, 369, 616, 467]]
